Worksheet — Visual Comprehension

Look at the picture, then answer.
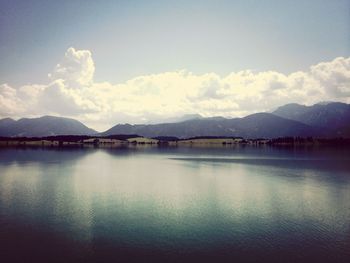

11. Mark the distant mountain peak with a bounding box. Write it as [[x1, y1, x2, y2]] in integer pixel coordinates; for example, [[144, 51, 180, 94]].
[[282, 102, 303, 107], [180, 113, 203, 120], [0, 117, 16, 127], [0, 117, 15, 123], [149, 113, 203, 124], [316, 101, 335, 106], [0, 115, 97, 137], [273, 101, 350, 134]]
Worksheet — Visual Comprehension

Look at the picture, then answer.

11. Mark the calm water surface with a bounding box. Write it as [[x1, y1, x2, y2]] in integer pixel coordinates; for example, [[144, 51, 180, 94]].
[[0, 146, 349, 262]]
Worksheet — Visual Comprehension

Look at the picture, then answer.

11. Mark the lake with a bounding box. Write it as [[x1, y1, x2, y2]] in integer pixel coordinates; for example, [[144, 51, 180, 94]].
[[0, 146, 349, 262]]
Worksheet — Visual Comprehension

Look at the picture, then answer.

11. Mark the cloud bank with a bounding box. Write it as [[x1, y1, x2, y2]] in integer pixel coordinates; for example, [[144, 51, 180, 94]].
[[1, 47, 349, 130]]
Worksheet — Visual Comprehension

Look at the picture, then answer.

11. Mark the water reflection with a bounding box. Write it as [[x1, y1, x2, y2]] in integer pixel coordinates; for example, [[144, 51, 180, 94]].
[[0, 146, 350, 262]]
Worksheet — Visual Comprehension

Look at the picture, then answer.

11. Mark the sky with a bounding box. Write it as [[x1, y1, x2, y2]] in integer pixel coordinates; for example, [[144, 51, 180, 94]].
[[0, 0, 349, 131]]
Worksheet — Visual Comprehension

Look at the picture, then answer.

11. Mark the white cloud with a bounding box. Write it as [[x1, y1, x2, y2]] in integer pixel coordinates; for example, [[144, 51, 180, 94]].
[[310, 56, 350, 97], [39, 80, 100, 115], [0, 84, 23, 116], [49, 47, 95, 87], [0, 47, 349, 131]]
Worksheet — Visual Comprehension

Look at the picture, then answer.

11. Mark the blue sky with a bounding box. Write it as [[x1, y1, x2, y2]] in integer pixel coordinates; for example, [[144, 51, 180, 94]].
[[1, 0, 349, 85], [0, 0, 349, 130]]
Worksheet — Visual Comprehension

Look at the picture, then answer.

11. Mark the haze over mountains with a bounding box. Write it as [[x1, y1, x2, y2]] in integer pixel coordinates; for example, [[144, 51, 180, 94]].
[[1, 102, 349, 138], [0, 116, 96, 137], [101, 113, 319, 139], [273, 102, 350, 131]]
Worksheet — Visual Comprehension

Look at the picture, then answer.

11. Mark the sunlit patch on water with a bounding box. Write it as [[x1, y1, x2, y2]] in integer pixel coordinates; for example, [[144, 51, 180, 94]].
[[0, 146, 350, 262]]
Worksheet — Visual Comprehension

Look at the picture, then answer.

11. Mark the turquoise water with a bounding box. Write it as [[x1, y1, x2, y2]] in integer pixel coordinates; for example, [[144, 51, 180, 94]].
[[0, 146, 349, 262]]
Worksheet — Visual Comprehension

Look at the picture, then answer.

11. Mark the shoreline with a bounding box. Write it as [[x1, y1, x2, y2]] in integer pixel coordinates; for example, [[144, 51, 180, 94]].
[[1, 136, 350, 148]]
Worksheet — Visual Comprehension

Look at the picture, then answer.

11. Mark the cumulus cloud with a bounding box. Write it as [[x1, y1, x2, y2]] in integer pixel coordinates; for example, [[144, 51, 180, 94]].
[[310, 56, 350, 97], [49, 47, 95, 87], [39, 80, 100, 115], [0, 84, 23, 116], [0, 47, 349, 131]]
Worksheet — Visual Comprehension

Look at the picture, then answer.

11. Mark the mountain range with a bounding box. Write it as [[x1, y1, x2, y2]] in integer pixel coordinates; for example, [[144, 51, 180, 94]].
[[0, 116, 96, 137], [1, 102, 349, 138], [272, 102, 350, 136]]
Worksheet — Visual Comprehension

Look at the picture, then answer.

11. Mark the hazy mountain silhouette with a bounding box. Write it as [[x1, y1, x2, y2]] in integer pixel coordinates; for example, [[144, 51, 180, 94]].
[[1, 102, 349, 138], [0, 116, 97, 137], [147, 114, 203, 124], [273, 102, 350, 137], [101, 113, 320, 139]]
